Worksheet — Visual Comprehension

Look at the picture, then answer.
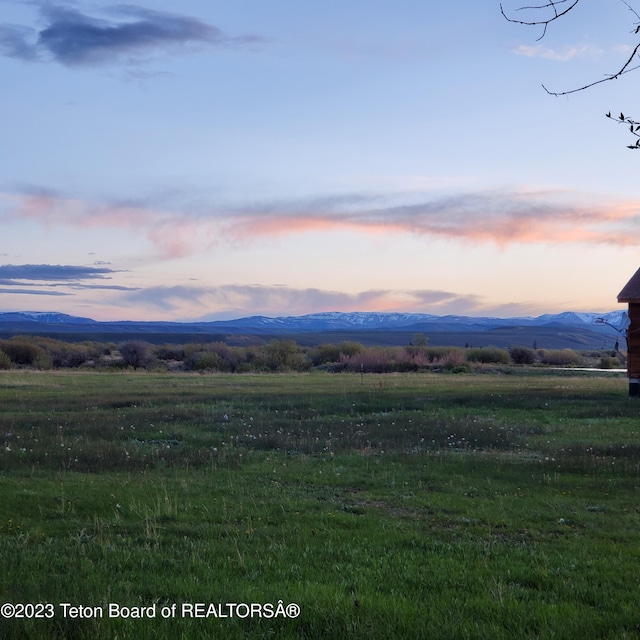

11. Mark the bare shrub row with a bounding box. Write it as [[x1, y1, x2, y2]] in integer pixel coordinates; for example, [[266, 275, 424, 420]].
[[0, 336, 619, 373]]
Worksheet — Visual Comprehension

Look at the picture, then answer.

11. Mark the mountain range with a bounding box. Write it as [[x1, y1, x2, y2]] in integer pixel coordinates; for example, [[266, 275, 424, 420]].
[[0, 310, 628, 350]]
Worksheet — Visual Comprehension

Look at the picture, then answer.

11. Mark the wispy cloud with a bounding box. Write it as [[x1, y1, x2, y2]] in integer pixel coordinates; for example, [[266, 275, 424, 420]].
[[0, 288, 70, 296], [0, 260, 549, 319], [0, 3, 265, 67], [512, 44, 602, 61], [7, 187, 640, 257], [0, 263, 138, 294], [0, 263, 115, 282], [118, 283, 489, 319]]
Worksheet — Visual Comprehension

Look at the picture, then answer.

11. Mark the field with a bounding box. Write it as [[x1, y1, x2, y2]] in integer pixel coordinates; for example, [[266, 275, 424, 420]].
[[0, 369, 639, 639]]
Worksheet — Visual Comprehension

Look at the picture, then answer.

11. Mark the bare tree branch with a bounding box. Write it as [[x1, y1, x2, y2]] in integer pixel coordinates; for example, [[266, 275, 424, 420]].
[[542, 43, 640, 95], [620, 0, 640, 24], [500, 0, 581, 39], [502, 0, 640, 147]]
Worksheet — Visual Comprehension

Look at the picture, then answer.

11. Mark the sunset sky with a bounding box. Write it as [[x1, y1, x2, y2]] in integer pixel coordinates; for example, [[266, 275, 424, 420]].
[[2, 0, 640, 321]]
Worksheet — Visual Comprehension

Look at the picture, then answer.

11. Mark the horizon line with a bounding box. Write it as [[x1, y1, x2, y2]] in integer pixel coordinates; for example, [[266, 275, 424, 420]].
[[0, 308, 624, 324]]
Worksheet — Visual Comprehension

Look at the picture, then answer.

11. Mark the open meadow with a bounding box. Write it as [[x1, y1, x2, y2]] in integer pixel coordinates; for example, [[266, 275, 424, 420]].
[[1, 369, 639, 639]]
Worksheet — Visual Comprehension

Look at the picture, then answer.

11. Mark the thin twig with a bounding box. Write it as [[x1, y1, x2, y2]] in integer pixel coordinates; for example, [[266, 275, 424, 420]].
[[542, 45, 640, 96], [500, 0, 580, 39]]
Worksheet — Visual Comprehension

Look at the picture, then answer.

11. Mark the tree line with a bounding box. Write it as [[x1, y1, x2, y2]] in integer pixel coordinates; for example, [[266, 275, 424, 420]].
[[0, 336, 619, 373]]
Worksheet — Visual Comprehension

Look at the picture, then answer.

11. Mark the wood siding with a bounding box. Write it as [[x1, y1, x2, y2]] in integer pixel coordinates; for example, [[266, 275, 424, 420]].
[[628, 303, 640, 379]]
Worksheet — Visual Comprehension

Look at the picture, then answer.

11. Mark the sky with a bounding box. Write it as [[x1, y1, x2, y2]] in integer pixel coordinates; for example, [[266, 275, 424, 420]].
[[1, 0, 640, 321]]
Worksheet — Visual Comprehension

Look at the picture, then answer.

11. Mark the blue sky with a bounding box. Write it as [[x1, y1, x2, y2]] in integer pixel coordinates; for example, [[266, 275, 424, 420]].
[[1, 0, 639, 321]]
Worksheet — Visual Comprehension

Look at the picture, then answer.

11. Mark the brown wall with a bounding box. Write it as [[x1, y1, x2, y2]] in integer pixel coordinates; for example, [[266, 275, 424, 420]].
[[628, 303, 640, 378]]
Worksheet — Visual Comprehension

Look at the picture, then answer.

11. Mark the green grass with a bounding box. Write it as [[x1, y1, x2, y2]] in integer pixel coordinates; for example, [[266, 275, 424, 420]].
[[1, 370, 639, 639]]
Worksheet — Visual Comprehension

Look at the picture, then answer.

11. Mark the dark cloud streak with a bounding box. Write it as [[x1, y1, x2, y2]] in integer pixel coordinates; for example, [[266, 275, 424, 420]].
[[0, 24, 39, 61], [0, 264, 139, 296], [0, 264, 116, 282], [0, 3, 265, 66], [0, 288, 70, 296]]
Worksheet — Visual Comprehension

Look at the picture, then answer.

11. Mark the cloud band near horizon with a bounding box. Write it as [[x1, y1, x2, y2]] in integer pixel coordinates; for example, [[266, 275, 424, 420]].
[[0, 270, 533, 318], [116, 283, 517, 319]]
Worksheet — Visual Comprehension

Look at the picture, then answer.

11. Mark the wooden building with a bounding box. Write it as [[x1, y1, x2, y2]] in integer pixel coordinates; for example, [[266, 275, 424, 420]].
[[617, 266, 640, 396]]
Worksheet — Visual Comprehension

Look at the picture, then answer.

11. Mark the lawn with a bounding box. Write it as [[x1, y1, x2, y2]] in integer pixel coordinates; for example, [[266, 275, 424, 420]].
[[0, 370, 639, 639]]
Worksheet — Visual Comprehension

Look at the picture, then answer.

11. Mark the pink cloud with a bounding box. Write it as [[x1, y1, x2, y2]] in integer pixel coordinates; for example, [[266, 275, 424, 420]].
[[6, 187, 640, 257], [219, 192, 640, 248], [14, 192, 155, 229]]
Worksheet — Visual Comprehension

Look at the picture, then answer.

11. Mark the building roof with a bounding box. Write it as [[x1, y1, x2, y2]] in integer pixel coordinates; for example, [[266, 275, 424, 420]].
[[618, 267, 640, 302]]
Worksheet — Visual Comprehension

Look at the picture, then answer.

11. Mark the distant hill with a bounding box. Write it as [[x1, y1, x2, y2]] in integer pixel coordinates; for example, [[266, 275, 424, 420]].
[[0, 312, 97, 325], [0, 310, 627, 350]]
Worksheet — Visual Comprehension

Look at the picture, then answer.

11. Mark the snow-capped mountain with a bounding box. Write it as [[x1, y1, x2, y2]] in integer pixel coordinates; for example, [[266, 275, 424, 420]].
[[204, 310, 625, 332], [0, 309, 626, 350], [534, 310, 628, 327], [0, 309, 625, 331], [0, 312, 96, 324], [217, 312, 440, 331]]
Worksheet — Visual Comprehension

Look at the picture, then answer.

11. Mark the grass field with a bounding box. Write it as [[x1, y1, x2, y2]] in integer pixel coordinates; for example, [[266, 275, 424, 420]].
[[1, 369, 639, 639]]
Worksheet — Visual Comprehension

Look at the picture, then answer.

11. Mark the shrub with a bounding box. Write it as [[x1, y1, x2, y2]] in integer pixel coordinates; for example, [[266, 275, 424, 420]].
[[599, 355, 621, 369], [358, 347, 397, 373], [191, 352, 224, 371], [510, 346, 537, 365], [119, 341, 152, 370], [466, 347, 511, 364], [263, 339, 306, 372], [422, 347, 464, 363], [311, 343, 342, 366], [44, 341, 94, 368], [34, 351, 52, 370], [183, 343, 241, 372], [538, 348, 583, 366], [0, 349, 11, 369], [0, 340, 42, 366], [404, 349, 431, 369], [433, 349, 466, 370], [208, 342, 241, 371], [336, 346, 429, 373], [338, 341, 365, 357], [155, 344, 186, 362]]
